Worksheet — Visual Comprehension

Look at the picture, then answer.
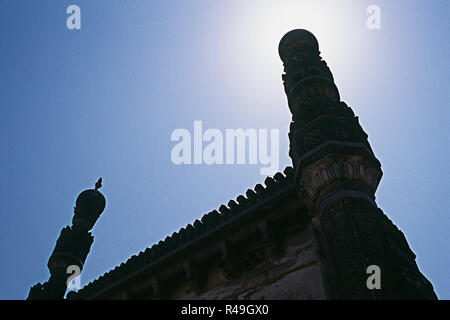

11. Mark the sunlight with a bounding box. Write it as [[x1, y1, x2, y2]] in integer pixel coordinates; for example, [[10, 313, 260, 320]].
[[221, 0, 367, 109]]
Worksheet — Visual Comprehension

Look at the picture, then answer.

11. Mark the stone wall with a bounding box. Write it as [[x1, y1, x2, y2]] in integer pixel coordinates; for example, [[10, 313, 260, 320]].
[[85, 185, 326, 300]]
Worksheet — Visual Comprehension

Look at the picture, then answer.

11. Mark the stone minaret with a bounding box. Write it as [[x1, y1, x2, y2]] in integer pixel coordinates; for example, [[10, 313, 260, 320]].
[[279, 29, 436, 299], [27, 178, 106, 300]]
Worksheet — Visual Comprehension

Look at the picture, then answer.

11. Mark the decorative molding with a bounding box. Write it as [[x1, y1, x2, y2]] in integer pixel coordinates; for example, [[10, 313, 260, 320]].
[[299, 155, 382, 206]]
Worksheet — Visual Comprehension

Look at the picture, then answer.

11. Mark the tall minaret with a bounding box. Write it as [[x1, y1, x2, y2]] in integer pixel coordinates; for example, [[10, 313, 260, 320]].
[[27, 178, 106, 300], [279, 29, 436, 299]]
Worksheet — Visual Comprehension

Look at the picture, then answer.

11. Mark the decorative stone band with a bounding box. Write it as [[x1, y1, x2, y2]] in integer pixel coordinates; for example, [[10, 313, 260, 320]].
[[287, 76, 340, 116], [290, 116, 370, 157], [47, 226, 94, 274], [316, 188, 377, 216], [47, 252, 85, 274], [298, 154, 382, 209]]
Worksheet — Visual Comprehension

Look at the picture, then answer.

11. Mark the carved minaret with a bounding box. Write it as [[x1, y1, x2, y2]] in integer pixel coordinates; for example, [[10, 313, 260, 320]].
[[279, 29, 436, 299], [27, 178, 106, 300]]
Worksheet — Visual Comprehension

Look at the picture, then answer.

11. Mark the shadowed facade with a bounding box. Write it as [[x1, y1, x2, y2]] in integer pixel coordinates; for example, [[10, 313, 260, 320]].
[[29, 30, 437, 300]]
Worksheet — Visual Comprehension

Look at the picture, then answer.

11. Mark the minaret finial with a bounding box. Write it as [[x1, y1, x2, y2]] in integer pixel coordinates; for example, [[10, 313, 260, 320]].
[[28, 177, 107, 300], [95, 177, 102, 190]]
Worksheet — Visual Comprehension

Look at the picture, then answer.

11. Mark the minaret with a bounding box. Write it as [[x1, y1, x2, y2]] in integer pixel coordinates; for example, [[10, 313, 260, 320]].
[[27, 178, 106, 300], [279, 29, 436, 299]]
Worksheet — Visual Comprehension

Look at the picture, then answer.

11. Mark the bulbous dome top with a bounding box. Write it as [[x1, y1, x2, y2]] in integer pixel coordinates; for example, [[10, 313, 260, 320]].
[[75, 189, 106, 216], [73, 178, 106, 231], [278, 29, 319, 62]]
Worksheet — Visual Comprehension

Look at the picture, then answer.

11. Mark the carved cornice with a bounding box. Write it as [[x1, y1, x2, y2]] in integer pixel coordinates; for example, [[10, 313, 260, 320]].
[[69, 167, 298, 300], [299, 155, 382, 208]]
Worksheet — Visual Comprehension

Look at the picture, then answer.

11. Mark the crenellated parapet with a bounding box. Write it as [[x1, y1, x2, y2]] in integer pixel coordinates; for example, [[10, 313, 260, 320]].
[[68, 167, 328, 300]]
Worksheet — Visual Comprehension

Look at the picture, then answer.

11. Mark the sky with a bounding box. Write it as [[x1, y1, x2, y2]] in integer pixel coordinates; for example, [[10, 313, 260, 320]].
[[0, 0, 448, 299]]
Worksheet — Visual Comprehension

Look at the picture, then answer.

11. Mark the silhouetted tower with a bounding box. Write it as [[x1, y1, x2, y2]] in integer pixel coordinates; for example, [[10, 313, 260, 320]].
[[27, 178, 106, 300], [279, 29, 436, 299]]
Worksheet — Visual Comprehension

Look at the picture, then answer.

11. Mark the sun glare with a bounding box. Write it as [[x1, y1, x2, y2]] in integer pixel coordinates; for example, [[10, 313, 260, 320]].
[[219, 1, 369, 122]]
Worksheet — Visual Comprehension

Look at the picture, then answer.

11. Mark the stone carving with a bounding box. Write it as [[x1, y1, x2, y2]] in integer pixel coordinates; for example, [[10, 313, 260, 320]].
[[58, 29, 436, 301], [281, 29, 436, 299], [299, 155, 382, 206]]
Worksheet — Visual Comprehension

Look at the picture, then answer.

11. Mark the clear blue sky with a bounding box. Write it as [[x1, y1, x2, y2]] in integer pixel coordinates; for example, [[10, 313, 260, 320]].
[[0, 0, 448, 299]]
